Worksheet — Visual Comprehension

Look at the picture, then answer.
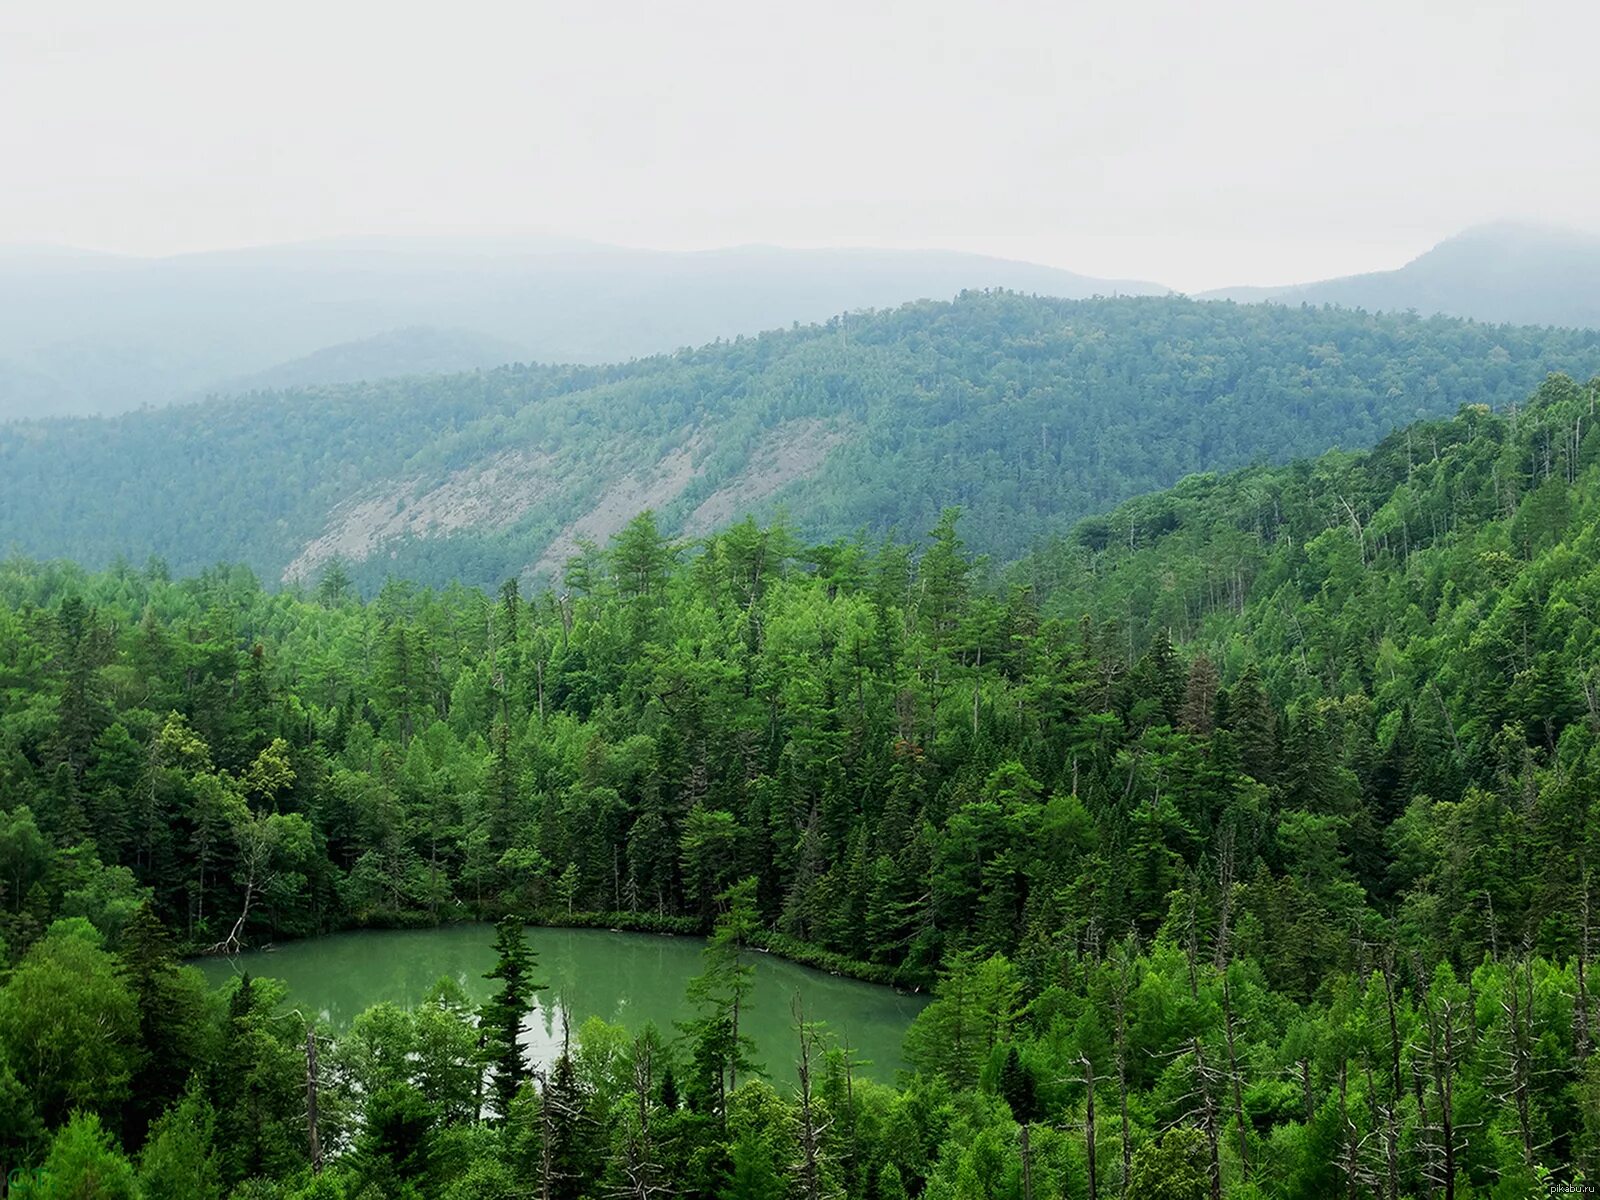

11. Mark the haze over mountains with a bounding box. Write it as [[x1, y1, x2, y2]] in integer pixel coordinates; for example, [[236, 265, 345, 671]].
[[2, 221, 1598, 421], [1201, 222, 1600, 329], [0, 238, 1165, 419]]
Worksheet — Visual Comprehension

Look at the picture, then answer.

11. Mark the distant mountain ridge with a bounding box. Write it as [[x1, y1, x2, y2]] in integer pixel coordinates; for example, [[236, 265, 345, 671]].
[[214, 327, 528, 395], [1201, 222, 1600, 329], [2, 291, 1596, 593], [6, 223, 1599, 420], [0, 238, 1166, 418]]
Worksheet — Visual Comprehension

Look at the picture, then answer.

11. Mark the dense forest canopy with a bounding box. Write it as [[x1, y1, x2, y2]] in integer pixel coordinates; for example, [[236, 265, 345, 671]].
[[4, 292, 1599, 592], [0, 375, 1597, 1195]]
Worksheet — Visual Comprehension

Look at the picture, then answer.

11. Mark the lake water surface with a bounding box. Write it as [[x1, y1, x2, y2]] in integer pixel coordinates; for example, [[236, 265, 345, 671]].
[[198, 925, 925, 1083]]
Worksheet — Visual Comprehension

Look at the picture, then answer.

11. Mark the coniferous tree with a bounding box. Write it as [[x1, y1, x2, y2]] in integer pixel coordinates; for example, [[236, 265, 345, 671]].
[[117, 902, 209, 1141], [683, 880, 761, 1117], [481, 916, 545, 1120]]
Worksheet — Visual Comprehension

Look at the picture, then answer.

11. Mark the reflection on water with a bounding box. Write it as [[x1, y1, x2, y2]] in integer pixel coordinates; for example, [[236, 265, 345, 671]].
[[198, 925, 925, 1083]]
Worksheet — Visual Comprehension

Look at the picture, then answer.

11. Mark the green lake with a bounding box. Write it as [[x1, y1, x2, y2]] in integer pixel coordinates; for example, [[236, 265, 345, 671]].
[[198, 925, 926, 1084]]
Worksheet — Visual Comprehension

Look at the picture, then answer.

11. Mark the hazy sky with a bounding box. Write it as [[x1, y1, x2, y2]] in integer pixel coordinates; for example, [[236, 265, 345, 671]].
[[3, 0, 1597, 292]]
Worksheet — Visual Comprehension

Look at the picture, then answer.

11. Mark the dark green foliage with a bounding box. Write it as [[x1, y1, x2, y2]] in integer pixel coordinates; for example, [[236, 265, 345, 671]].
[[997, 1046, 1038, 1124], [354, 1083, 438, 1194], [117, 902, 211, 1142], [481, 917, 544, 1119], [681, 880, 762, 1118], [0, 921, 139, 1131], [207, 974, 310, 1185]]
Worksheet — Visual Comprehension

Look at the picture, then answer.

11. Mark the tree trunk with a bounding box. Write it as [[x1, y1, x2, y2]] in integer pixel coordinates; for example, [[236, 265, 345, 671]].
[[1082, 1054, 1099, 1200], [1193, 1037, 1222, 1200], [1339, 1059, 1357, 1200], [1219, 961, 1250, 1178], [1113, 966, 1132, 1196], [305, 1027, 322, 1174]]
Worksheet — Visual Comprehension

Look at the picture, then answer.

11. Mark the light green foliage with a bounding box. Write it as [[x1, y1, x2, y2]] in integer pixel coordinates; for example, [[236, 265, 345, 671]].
[[411, 980, 482, 1124], [905, 953, 1021, 1088], [1127, 1127, 1212, 1200], [720, 1080, 792, 1199], [335, 1002, 417, 1099], [28, 1111, 138, 1200], [137, 1084, 222, 1200], [0, 921, 138, 1128]]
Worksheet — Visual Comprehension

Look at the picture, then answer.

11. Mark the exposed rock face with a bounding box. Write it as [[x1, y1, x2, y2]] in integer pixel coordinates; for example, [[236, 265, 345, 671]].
[[285, 419, 853, 584], [683, 420, 849, 536], [284, 450, 557, 581]]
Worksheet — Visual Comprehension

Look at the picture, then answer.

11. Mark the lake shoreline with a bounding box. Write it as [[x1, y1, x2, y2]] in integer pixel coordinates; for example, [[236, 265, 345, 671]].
[[190, 907, 930, 994]]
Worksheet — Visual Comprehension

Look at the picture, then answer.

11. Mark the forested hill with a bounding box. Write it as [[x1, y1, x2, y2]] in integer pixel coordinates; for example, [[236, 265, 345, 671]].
[[1028, 369, 1600, 676], [0, 375, 1598, 1193], [5, 291, 1600, 592]]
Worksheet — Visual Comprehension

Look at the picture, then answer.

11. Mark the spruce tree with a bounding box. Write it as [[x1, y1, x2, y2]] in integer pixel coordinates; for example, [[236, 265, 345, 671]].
[[481, 917, 544, 1119]]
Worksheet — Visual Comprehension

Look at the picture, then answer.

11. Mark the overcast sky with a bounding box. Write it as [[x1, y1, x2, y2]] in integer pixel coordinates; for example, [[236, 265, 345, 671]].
[[2, 0, 1596, 292]]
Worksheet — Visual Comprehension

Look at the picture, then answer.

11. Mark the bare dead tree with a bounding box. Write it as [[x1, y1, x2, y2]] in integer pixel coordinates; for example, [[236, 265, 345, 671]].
[[534, 1066, 558, 1200], [534, 1016, 596, 1200], [1297, 1052, 1314, 1126], [834, 1036, 862, 1196], [305, 1025, 323, 1175], [1357, 1060, 1400, 1200], [1079, 1052, 1099, 1200], [1188, 1038, 1224, 1200], [1377, 948, 1404, 1112], [1577, 870, 1594, 1062], [1333, 1055, 1386, 1200], [792, 997, 838, 1200], [1213, 835, 1250, 1179], [1337, 493, 1368, 566], [1183, 879, 1201, 1001], [206, 812, 290, 956], [1412, 964, 1476, 1200], [1336, 1058, 1358, 1199], [1109, 942, 1136, 1197], [1498, 957, 1535, 1168], [1150, 1037, 1223, 1200], [608, 1035, 671, 1200], [1481, 954, 1561, 1173]]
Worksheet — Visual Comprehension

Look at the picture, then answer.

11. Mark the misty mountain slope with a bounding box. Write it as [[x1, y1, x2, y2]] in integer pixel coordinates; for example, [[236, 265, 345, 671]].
[[2, 291, 1597, 591], [1203, 223, 1600, 329], [0, 239, 1165, 418], [214, 326, 529, 395]]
